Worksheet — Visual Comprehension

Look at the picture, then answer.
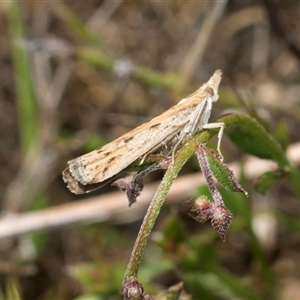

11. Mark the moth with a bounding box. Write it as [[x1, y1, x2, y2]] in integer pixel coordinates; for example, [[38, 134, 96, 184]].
[[63, 70, 224, 194]]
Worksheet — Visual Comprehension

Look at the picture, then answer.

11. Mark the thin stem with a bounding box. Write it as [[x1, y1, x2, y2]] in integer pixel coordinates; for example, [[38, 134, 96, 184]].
[[123, 130, 211, 283]]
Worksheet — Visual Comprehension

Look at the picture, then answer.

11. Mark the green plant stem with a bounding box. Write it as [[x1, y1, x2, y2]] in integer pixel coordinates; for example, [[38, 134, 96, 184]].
[[52, 3, 105, 46], [123, 130, 212, 283]]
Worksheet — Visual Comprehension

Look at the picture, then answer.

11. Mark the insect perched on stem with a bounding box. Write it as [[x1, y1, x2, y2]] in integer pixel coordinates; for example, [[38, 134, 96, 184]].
[[63, 70, 224, 194]]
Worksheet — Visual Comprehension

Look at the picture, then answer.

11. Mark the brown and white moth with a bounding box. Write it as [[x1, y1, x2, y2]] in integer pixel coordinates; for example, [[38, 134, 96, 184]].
[[63, 70, 224, 194]]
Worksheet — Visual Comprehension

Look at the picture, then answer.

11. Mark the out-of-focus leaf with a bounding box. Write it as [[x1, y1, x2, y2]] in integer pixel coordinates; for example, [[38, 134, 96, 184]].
[[0, 281, 21, 300], [274, 119, 290, 151], [155, 213, 187, 253], [254, 169, 288, 194], [7, 0, 38, 155], [157, 282, 191, 300]]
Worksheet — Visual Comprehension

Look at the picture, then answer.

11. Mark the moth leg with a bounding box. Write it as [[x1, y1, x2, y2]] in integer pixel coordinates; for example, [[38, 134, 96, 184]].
[[139, 153, 148, 165], [202, 122, 225, 160], [171, 138, 183, 163]]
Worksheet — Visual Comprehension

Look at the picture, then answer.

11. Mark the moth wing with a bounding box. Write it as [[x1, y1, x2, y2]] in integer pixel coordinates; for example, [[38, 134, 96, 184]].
[[66, 110, 191, 186]]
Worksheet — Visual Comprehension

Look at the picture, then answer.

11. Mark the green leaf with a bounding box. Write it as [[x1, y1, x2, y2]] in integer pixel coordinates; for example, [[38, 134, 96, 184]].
[[215, 113, 300, 199], [203, 146, 247, 196], [222, 114, 286, 165]]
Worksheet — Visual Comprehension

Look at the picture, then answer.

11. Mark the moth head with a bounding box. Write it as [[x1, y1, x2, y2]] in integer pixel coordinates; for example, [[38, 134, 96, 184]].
[[201, 69, 222, 102]]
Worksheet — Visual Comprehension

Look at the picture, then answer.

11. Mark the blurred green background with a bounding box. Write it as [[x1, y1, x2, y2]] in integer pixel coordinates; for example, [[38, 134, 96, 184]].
[[1, 1, 300, 299]]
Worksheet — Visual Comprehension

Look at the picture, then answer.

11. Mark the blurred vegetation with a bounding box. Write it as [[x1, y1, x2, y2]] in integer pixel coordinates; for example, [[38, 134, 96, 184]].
[[1, 1, 300, 299]]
